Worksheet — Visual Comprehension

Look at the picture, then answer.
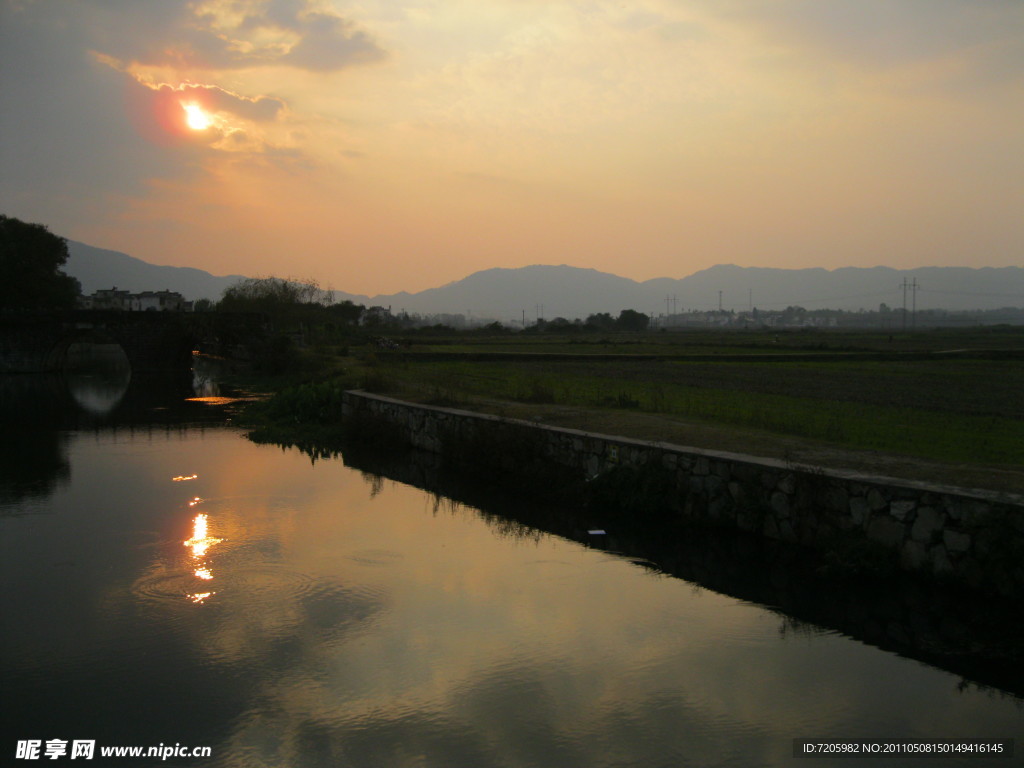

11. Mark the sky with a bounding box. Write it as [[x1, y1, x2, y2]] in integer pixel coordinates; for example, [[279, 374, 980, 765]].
[[1, 0, 1022, 296]]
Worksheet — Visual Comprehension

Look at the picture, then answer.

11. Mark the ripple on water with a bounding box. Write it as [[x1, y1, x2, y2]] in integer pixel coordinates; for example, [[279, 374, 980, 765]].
[[346, 548, 405, 567], [131, 563, 321, 606]]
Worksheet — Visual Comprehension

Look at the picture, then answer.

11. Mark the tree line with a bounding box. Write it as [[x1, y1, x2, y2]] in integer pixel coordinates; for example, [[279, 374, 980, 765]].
[[0, 215, 80, 310], [211, 276, 654, 334]]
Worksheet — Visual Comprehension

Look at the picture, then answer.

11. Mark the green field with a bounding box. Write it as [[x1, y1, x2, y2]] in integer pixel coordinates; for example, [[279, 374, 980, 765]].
[[249, 325, 1024, 492], [397, 324, 1024, 355]]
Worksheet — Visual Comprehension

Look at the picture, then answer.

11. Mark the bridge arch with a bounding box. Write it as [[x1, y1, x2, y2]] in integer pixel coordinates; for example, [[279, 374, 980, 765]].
[[0, 311, 201, 375], [44, 326, 128, 372]]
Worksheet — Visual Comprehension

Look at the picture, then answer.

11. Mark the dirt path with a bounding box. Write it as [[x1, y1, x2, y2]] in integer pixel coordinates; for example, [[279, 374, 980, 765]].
[[429, 397, 1024, 497]]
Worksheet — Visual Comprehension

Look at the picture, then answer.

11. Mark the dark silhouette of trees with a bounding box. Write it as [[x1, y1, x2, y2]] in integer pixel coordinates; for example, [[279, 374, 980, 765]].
[[583, 310, 647, 332], [216, 276, 341, 372], [585, 312, 616, 331], [0, 215, 81, 309], [616, 309, 649, 332], [217, 276, 329, 314], [327, 300, 364, 326]]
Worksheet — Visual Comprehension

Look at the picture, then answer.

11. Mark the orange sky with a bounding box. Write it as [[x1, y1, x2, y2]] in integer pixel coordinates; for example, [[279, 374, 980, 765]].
[[2, 1, 1022, 296]]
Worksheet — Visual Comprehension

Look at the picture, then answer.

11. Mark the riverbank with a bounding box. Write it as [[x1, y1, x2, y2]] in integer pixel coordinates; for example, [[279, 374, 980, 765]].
[[341, 390, 1024, 598], [386, 392, 1024, 497], [235, 328, 1024, 495]]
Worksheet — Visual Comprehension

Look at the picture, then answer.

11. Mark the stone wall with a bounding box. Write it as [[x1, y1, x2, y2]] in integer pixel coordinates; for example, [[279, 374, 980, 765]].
[[342, 390, 1024, 597]]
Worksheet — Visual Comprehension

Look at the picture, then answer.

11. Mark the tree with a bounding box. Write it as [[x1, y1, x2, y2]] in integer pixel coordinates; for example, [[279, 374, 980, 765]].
[[361, 305, 396, 328], [327, 299, 364, 326], [0, 215, 81, 309], [585, 312, 616, 331], [217, 276, 328, 313], [616, 308, 649, 332], [544, 317, 578, 333], [478, 321, 509, 334]]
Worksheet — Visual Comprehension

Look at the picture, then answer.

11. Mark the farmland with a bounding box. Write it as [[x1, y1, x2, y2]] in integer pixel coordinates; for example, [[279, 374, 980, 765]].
[[248, 325, 1024, 494]]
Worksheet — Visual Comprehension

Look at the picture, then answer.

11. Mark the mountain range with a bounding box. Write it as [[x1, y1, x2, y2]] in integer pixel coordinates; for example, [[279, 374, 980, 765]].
[[64, 240, 1024, 321], [65, 241, 247, 303]]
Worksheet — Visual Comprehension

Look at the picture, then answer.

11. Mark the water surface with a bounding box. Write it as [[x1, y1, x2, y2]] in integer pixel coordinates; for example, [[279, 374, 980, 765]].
[[1, 365, 1020, 767]]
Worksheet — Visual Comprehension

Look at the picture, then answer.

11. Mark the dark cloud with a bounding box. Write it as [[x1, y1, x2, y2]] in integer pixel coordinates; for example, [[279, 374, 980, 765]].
[[157, 83, 286, 123], [0, 5, 195, 224], [117, 78, 295, 158], [0, 2, 300, 235], [5, 0, 385, 75], [120, 0, 389, 72]]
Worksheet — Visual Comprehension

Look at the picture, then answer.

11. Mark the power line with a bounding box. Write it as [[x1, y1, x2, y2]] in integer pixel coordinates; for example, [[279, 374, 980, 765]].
[[900, 278, 920, 330], [753, 290, 899, 308], [921, 288, 1024, 299]]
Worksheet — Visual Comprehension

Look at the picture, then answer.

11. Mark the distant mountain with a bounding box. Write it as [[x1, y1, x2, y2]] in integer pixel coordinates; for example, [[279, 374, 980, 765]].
[[365, 264, 1024, 322], [366, 266, 651, 323], [64, 240, 248, 302], [60, 237, 1024, 318], [649, 264, 1024, 314]]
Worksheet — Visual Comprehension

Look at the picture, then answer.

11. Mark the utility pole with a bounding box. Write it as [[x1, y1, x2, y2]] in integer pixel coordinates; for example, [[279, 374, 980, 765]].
[[900, 278, 909, 330], [718, 291, 723, 312], [900, 278, 921, 330], [911, 278, 919, 329]]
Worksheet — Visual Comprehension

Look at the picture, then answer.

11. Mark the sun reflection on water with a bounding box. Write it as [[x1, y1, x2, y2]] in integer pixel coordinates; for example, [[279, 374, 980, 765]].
[[184, 513, 223, 603]]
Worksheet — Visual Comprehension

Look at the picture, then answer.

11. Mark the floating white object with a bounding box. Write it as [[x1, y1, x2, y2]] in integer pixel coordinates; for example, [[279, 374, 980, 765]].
[[587, 529, 606, 535]]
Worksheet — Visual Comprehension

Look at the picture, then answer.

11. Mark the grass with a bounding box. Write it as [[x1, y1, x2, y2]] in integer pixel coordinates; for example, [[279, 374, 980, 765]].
[[232, 326, 1024, 491], [366, 358, 1024, 466], [400, 325, 1024, 355]]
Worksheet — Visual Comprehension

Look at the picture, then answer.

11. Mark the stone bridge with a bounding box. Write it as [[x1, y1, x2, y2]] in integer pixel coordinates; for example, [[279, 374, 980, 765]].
[[0, 310, 266, 374]]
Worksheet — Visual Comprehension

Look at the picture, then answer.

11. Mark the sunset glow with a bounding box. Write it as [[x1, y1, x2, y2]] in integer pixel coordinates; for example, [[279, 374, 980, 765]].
[[182, 102, 211, 131], [185, 512, 222, 603], [3, 1, 1023, 295], [185, 513, 221, 560]]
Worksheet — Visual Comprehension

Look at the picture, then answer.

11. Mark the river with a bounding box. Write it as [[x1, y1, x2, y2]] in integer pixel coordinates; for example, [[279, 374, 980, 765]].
[[1, 351, 1020, 767]]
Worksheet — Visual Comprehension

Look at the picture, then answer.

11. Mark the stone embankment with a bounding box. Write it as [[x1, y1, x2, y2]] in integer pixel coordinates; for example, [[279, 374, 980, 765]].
[[342, 390, 1024, 597]]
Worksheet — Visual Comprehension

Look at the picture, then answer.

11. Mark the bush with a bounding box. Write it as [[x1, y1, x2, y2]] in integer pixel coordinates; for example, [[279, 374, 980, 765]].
[[261, 379, 347, 424]]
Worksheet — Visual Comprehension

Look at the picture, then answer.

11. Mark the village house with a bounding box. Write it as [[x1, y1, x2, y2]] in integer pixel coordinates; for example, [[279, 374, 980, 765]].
[[79, 287, 189, 311]]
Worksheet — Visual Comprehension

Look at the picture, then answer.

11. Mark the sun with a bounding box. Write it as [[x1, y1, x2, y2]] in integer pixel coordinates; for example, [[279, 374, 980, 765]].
[[182, 102, 212, 130]]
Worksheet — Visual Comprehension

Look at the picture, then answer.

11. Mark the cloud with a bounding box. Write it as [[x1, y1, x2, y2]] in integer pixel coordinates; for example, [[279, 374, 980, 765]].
[[115, 0, 389, 72], [74, 1, 381, 157], [84, 50, 298, 157], [179, 83, 286, 122], [0, 4, 195, 220], [133, 81, 286, 126], [135, 81, 293, 155], [0, 0, 310, 241], [262, 6, 387, 71], [703, 0, 1024, 91]]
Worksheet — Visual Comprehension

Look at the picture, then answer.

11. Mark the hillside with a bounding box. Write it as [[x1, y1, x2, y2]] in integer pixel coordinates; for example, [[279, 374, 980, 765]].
[[64, 241, 247, 302], [367, 264, 1024, 322], [61, 238, 1024, 318]]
